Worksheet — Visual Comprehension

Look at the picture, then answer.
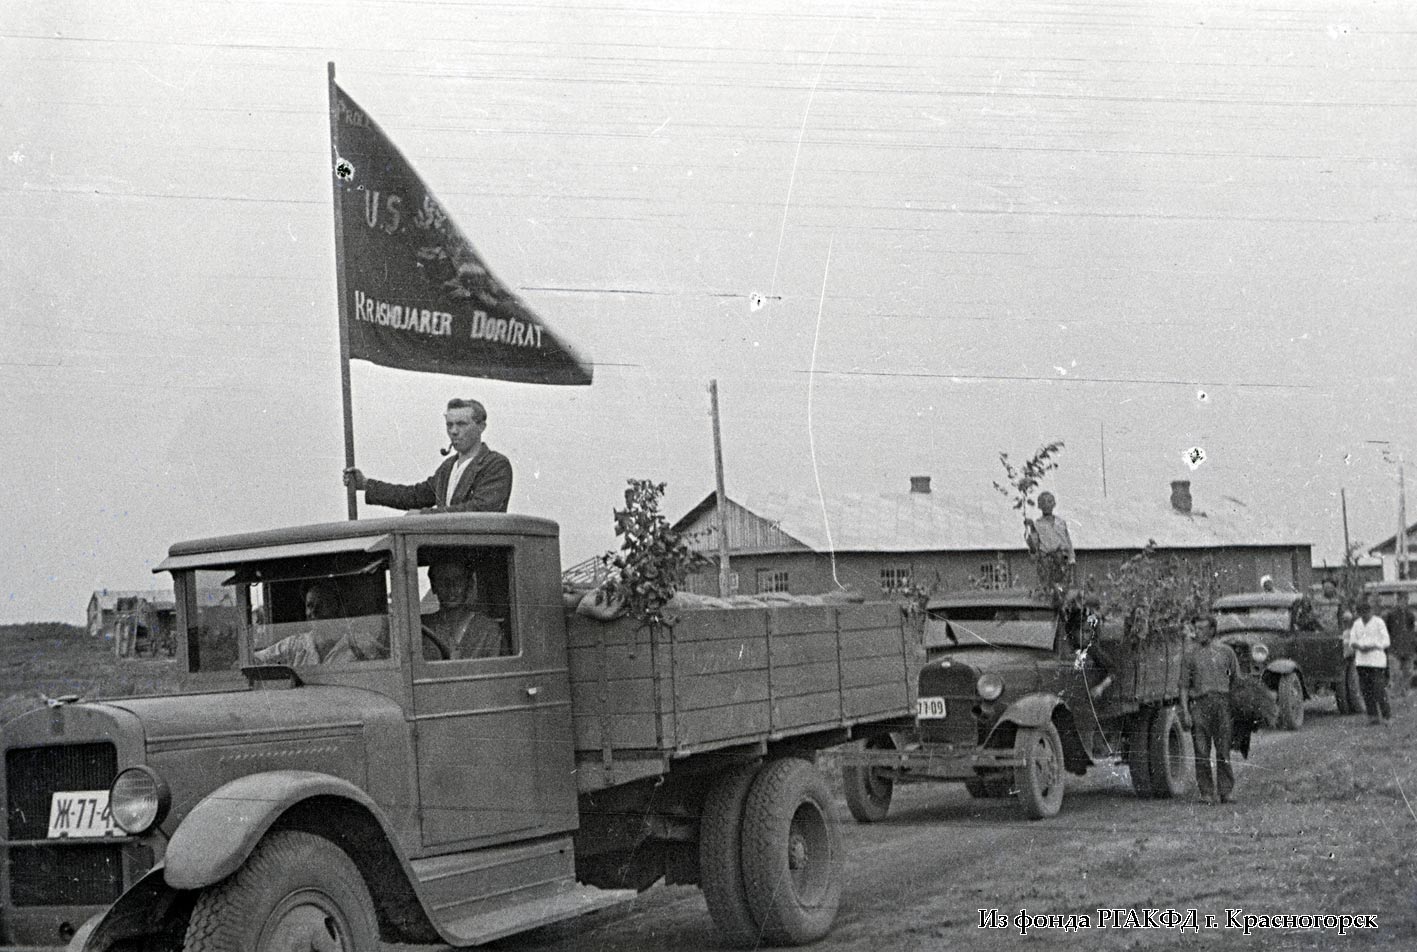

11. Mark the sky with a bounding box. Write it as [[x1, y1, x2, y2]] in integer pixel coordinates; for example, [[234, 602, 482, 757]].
[[2, 0, 1415, 623]]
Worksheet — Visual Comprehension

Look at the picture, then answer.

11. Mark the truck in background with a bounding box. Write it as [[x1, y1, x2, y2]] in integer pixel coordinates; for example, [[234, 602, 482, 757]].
[[833, 589, 1189, 822]]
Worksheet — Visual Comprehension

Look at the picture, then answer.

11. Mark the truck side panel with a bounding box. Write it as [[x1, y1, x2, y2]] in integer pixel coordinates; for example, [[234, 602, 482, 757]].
[[566, 602, 914, 791]]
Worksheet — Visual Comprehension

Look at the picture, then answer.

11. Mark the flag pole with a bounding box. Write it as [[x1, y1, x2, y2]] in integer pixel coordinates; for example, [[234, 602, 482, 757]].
[[328, 61, 358, 520]]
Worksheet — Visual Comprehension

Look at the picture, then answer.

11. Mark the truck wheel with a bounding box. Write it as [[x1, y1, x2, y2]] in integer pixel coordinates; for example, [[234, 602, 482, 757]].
[[1147, 705, 1190, 799], [699, 762, 764, 948], [1277, 673, 1305, 730], [964, 773, 1013, 799], [1127, 710, 1154, 798], [740, 758, 843, 945], [842, 735, 895, 823], [184, 830, 378, 952], [1013, 724, 1065, 820]]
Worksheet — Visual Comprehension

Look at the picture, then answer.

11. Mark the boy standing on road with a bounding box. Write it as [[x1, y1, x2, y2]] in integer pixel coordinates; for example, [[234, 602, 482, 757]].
[[1180, 615, 1241, 805], [1347, 600, 1392, 724]]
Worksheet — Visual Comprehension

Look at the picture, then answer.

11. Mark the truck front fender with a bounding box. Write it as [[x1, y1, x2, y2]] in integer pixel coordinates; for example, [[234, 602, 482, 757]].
[[991, 694, 1063, 735], [68, 865, 188, 952], [164, 770, 392, 890]]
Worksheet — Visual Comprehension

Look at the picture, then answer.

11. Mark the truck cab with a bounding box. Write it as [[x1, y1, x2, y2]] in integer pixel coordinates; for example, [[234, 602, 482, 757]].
[[1, 513, 600, 952], [1213, 591, 1354, 728]]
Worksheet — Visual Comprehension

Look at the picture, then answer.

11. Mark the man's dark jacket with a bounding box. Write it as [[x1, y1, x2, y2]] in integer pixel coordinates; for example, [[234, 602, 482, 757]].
[[365, 444, 512, 512]]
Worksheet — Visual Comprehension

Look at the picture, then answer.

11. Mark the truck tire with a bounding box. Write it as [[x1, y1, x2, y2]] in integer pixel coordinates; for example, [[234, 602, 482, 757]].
[[964, 773, 1013, 799], [1127, 710, 1154, 798], [1277, 673, 1305, 730], [740, 758, 843, 945], [1013, 724, 1065, 820], [699, 762, 764, 948], [184, 830, 378, 952], [842, 735, 895, 823], [1147, 705, 1190, 799]]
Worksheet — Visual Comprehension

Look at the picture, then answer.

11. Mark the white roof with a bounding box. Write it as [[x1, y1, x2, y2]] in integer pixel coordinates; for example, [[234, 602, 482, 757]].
[[707, 488, 1308, 554]]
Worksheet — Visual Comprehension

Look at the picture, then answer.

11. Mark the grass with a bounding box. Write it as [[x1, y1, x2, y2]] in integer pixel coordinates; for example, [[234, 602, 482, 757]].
[[0, 623, 185, 727]]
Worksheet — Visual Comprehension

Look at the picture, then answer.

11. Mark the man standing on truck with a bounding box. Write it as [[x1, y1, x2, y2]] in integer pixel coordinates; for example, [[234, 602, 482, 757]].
[[1024, 491, 1075, 594], [343, 398, 513, 513], [1179, 615, 1241, 804]]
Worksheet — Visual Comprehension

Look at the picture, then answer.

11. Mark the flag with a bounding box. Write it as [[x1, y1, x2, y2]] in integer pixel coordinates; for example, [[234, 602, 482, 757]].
[[330, 83, 593, 385]]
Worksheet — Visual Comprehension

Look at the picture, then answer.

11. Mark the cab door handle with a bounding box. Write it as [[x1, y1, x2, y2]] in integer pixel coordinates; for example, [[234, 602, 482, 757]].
[[526, 685, 541, 697]]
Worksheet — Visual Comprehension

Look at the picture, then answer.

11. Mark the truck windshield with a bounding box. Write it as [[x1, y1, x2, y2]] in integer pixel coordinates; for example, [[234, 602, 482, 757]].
[[925, 606, 1057, 650], [178, 553, 393, 673], [1215, 608, 1290, 634]]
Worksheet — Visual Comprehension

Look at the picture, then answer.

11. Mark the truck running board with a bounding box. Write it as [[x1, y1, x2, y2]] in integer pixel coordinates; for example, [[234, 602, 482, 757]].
[[441, 880, 636, 945]]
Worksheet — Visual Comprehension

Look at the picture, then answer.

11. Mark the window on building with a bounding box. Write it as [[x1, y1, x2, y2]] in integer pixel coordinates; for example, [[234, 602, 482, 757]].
[[880, 566, 911, 592], [978, 561, 1011, 590], [756, 569, 789, 594]]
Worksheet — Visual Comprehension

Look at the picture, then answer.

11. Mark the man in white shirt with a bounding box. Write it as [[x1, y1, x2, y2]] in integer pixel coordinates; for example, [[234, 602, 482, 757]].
[[1346, 599, 1392, 725]]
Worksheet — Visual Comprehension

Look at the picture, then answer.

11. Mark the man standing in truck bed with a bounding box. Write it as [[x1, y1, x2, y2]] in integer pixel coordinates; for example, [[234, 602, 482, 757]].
[[344, 398, 513, 513]]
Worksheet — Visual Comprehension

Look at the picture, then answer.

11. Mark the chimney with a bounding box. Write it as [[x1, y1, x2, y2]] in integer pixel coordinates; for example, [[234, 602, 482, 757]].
[[909, 475, 932, 494], [1170, 480, 1193, 514]]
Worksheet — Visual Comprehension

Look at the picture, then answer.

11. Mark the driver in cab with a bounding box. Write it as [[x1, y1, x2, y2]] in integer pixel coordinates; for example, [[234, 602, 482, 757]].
[[421, 561, 510, 660]]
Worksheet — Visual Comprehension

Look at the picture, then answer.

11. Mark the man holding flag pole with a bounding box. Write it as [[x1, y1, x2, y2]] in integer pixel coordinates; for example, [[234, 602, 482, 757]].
[[326, 63, 592, 519]]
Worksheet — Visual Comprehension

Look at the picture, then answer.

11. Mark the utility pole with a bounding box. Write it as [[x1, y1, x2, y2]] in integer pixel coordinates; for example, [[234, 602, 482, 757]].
[[1341, 487, 1351, 565], [1099, 422, 1108, 498], [709, 380, 732, 598], [1400, 458, 1409, 580]]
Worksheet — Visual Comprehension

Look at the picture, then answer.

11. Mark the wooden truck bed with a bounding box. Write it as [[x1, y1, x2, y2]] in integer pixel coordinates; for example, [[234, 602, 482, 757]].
[[566, 602, 917, 792], [1102, 633, 1186, 706]]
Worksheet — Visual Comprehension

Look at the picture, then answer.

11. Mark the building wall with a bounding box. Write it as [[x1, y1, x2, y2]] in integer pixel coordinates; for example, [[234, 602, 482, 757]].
[[688, 544, 1313, 598]]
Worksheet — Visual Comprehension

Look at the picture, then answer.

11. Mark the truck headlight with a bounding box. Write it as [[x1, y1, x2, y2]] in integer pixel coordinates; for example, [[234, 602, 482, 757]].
[[976, 673, 1004, 701], [1250, 643, 1270, 665], [109, 766, 171, 835]]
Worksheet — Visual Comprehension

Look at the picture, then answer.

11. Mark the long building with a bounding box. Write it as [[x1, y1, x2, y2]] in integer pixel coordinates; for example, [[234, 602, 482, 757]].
[[673, 478, 1311, 599]]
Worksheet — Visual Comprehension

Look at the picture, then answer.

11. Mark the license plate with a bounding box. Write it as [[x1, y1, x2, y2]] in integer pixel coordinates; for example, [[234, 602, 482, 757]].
[[917, 697, 947, 719], [47, 791, 118, 838]]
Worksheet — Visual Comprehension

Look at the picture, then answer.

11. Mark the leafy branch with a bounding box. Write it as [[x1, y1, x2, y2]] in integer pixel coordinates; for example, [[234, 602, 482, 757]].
[[992, 441, 1065, 512], [598, 479, 708, 627]]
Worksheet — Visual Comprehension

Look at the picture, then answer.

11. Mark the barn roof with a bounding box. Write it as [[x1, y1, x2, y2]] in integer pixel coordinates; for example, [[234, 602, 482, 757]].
[[89, 588, 175, 612], [675, 486, 1310, 555]]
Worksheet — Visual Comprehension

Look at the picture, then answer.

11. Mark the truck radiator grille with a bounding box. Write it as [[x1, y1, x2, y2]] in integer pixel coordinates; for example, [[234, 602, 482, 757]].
[[917, 665, 980, 745], [6, 743, 119, 840], [8, 844, 124, 906], [6, 743, 123, 906]]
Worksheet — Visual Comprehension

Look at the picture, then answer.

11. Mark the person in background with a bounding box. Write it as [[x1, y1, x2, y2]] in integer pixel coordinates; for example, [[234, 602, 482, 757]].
[[1260, 575, 1276, 593], [1180, 615, 1241, 805], [1024, 491, 1075, 593], [1383, 592, 1415, 700], [1346, 599, 1392, 725], [344, 398, 513, 514]]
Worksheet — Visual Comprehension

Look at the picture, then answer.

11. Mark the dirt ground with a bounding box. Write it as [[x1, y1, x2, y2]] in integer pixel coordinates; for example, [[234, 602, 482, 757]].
[[483, 691, 1417, 952], [2, 628, 1411, 950]]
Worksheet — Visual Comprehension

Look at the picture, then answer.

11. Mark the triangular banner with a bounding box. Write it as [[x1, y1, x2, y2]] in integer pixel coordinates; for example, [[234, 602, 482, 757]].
[[331, 84, 592, 385]]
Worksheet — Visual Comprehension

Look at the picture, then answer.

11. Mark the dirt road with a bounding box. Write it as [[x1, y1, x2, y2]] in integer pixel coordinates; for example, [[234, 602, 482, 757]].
[[475, 697, 1417, 952]]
